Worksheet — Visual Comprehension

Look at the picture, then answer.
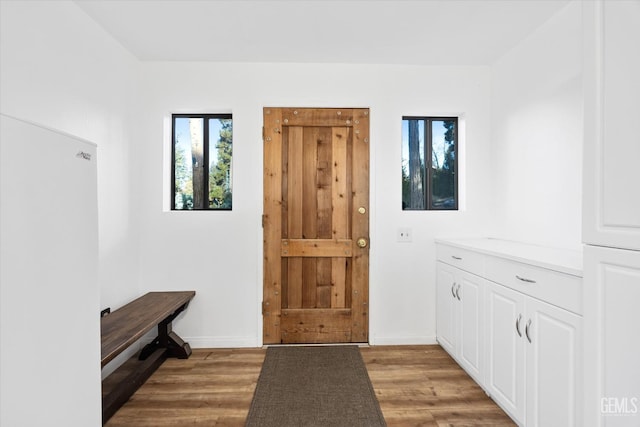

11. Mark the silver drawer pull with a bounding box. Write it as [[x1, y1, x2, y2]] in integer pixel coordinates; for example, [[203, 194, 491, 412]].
[[451, 283, 456, 298], [455, 284, 461, 301], [516, 275, 536, 283], [525, 319, 532, 343], [451, 256, 462, 260]]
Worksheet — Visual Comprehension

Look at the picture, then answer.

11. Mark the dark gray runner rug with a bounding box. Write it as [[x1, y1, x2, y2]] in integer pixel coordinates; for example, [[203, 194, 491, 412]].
[[245, 346, 386, 427]]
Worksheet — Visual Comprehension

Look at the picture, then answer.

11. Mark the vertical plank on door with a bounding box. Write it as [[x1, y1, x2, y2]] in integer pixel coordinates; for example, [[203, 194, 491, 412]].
[[263, 108, 283, 344], [345, 125, 354, 307], [302, 128, 319, 308], [287, 127, 304, 309], [316, 128, 333, 308], [280, 127, 289, 308], [331, 127, 349, 308], [351, 109, 370, 342]]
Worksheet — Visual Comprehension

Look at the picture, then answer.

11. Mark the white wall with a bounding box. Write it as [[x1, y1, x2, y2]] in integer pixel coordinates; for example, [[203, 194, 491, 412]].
[[0, 0, 582, 363], [490, 0, 583, 250], [0, 0, 140, 309], [134, 62, 493, 346]]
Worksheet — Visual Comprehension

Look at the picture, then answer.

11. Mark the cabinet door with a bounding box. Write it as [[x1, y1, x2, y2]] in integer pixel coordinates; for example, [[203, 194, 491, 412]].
[[436, 262, 457, 356], [458, 271, 484, 384], [583, 0, 640, 250], [525, 298, 582, 427], [486, 282, 526, 424], [584, 245, 640, 427]]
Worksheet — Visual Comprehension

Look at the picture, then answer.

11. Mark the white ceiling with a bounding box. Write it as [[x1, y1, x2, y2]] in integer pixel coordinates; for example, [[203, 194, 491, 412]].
[[74, 0, 570, 65]]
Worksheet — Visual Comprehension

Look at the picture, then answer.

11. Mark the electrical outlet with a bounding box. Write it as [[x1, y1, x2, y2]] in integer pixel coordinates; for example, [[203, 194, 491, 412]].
[[397, 227, 412, 242]]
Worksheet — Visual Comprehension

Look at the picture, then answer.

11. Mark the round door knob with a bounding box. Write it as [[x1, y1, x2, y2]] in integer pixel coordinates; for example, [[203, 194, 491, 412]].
[[357, 238, 368, 248]]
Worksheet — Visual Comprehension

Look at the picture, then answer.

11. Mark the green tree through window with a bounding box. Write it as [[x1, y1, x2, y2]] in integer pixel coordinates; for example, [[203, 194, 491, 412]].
[[209, 118, 232, 209], [402, 117, 458, 210], [172, 114, 232, 210]]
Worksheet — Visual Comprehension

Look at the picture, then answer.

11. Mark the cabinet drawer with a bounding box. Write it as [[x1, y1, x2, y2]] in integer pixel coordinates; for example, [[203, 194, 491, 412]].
[[436, 244, 484, 275], [485, 256, 582, 315]]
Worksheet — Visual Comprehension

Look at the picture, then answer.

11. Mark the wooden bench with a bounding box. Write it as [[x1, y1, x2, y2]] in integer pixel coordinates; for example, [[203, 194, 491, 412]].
[[101, 291, 196, 424]]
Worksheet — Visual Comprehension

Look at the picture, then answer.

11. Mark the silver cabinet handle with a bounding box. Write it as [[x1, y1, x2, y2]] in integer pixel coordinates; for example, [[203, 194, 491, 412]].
[[516, 275, 536, 283], [451, 283, 456, 298], [455, 284, 461, 300], [525, 319, 532, 343], [515, 314, 522, 337], [451, 255, 462, 260]]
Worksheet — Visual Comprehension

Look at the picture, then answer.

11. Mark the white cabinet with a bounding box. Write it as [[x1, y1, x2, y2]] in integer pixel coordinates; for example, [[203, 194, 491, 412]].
[[436, 262, 457, 355], [583, 2, 640, 426], [436, 249, 484, 385], [436, 239, 583, 427], [525, 297, 582, 427], [0, 115, 100, 426], [486, 259, 583, 427], [486, 281, 526, 423], [457, 271, 484, 383], [583, 0, 640, 250], [584, 245, 640, 427]]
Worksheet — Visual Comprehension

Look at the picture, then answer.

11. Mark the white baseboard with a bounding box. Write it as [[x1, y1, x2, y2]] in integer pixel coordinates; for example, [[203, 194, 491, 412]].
[[370, 335, 438, 346], [183, 335, 439, 348], [184, 336, 260, 349]]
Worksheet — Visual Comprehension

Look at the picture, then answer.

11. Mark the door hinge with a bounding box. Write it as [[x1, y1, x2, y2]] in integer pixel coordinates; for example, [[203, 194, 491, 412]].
[[262, 214, 265, 228], [262, 126, 265, 141], [262, 301, 268, 316]]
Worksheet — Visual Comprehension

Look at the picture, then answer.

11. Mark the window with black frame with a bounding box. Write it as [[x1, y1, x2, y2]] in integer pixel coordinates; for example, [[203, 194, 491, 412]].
[[402, 116, 458, 210], [172, 114, 232, 210]]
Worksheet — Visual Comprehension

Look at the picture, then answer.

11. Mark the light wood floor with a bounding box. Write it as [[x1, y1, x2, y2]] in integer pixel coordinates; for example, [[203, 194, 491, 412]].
[[105, 345, 515, 426]]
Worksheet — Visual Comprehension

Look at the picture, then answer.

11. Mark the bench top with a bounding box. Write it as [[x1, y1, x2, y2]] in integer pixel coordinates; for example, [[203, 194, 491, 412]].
[[101, 291, 195, 367]]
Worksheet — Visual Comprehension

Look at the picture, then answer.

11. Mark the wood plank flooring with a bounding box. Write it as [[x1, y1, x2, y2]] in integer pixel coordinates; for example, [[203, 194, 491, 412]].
[[362, 346, 515, 426], [105, 345, 515, 426]]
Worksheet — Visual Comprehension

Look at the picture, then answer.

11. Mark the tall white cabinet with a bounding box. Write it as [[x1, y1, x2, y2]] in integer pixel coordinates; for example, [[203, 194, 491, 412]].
[[582, 0, 640, 251], [584, 247, 640, 427], [582, 1, 640, 426], [0, 115, 101, 426]]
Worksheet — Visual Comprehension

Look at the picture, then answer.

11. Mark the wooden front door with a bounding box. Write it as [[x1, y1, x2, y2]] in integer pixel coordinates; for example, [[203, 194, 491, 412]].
[[263, 107, 370, 344]]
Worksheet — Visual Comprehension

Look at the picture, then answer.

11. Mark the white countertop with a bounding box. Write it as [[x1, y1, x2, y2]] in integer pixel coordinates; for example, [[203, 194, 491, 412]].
[[435, 237, 583, 277]]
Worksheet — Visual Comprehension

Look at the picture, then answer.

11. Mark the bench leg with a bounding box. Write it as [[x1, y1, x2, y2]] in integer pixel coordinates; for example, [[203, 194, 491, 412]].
[[102, 349, 166, 425], [139, 318, 192, 360]]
